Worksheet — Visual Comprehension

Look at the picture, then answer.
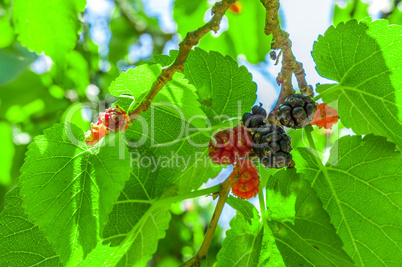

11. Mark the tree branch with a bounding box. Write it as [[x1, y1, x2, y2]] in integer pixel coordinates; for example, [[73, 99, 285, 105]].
[[181, 178, 231, 267], [260, 0, 313, 123], [128, 0, 237, 121]]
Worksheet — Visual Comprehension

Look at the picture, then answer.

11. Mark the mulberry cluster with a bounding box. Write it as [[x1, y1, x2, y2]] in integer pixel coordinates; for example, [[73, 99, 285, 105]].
[[252, 124, 292, 168], [208, 125, 252, 165], [241, 103, 293, 169], [207, 125, 259, 199], [208, 95, 325, 198], [278, 93, 317, 129], [85, 105, 131, 146]]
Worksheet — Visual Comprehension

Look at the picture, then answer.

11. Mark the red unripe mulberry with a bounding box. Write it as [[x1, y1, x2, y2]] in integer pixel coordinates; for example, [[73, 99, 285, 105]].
[[85, 105, 131, 146], [208, 125, 252, 165], [230, 159, 260, 199]]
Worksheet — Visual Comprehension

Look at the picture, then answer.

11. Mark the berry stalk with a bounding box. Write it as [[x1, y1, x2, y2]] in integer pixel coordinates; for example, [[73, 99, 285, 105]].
[[181, 178, 231, 267], [259, 0, 314, 122]]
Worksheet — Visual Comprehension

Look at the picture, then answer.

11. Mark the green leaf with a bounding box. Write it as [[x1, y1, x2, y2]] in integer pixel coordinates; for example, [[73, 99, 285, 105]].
[[18, 123, 131, 263], [226, 195, 256, 225], [154, 48, 257, 126], [287, 123, 344, 153], [78, 206, 171, 267], [216, 205, 270, 267], [0, 15, 14, 48], [12, 0, 85, 65], [84, 146, 173, 266], [258, 163, 279, 188], [294, 135, 402, 266], [109, 62, 225, 194], [100, 128, 218, 264], [109, 63, 207, 129], [114, 207, 171, 266], [0, 187, 62, 266], [0, 122, 14, 186], [312, 18, 402, 148], [266, 169, 353, 266], [123, 106, 221, 196]]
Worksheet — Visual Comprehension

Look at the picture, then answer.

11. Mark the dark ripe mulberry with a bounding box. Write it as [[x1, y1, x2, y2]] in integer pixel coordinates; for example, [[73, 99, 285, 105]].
[[252, 124, 292, 168], [242, 103, 267, 130], [278, 94, 317, 129], [242, 112, 253, 126], [252, 103, 267, 118]]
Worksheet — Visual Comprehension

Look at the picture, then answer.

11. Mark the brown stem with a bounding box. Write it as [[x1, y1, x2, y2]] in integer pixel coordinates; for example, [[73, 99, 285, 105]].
[[260, 0, 313, 123], [181, 178, 231, 267], [128, 0, 237, 121]]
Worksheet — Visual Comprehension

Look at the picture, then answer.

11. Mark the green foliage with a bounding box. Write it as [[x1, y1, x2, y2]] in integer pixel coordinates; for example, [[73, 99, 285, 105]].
[[0, 0, 401, 266], [173, 0, 208, 39], [0, 44, 36, 86], [109, 63, 206, 128], [294, 135, 402, 266], [0, 122, 14, 186], [115, 207, 171, 266], [109, 63, 222, 195], [216, 205, 270, 266], [333, 0, 369, 26], [173, 0, 271, 63], [0, 187, 62, 266], [0, 15, 14, 48], [18, 123, 130, 263], [387, 6, 402, 25], [109, 10, 138, 64], [266, 169, 354, 266], [12, 0, 85, 65], [0, 70, 69, 137], [154, 48, 257, 125], [312, 18, 402, 148]]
